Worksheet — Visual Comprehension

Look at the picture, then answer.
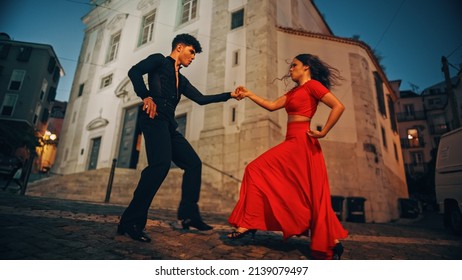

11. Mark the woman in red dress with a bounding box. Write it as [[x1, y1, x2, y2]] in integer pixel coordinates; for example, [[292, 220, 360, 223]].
[[228, 54, 348, 260]]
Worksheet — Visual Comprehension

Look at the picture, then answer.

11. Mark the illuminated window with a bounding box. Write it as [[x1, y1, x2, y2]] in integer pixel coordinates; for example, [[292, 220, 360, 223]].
[[407, 128, 420, 147]]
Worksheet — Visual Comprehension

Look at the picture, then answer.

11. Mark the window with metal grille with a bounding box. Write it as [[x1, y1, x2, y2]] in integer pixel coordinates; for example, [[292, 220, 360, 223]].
[[231, 9, 244, 29]]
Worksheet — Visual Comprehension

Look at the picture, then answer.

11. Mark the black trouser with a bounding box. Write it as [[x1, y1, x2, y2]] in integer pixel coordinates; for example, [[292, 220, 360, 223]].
[[120, 112, 203, 229]]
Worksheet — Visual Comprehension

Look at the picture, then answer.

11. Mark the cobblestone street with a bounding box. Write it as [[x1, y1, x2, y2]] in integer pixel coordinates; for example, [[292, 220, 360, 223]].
[[1, 190, 461, 260]]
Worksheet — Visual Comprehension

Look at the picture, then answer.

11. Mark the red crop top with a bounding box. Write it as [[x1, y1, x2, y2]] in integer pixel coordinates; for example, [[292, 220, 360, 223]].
[[284, 80, 329, 118]]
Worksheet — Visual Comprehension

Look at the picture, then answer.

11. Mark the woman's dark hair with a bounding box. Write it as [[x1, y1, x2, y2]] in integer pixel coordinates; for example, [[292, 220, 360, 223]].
[[281, 54, 343, 89], [171, 33, 203, 53]]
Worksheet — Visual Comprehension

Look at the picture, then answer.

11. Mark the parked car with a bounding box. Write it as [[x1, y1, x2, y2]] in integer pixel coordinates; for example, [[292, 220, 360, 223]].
[[435, 127, 462, 235]]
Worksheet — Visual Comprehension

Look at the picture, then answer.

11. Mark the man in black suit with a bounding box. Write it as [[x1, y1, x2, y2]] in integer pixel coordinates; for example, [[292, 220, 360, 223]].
[[117, 34, 240, 242]]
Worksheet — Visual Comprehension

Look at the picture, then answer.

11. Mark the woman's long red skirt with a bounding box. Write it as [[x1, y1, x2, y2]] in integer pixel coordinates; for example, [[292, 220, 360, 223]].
[[228, 121, 348, 259]]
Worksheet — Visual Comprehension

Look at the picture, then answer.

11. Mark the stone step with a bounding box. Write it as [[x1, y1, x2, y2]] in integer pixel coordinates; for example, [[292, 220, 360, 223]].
[[27, 167, 238, 214]]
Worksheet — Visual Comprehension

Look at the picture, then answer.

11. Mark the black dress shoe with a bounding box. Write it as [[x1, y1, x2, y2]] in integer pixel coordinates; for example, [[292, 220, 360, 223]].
[[332, 242, 344, 260], [181, 218, 213, 231], [117, 224, 151, 243]]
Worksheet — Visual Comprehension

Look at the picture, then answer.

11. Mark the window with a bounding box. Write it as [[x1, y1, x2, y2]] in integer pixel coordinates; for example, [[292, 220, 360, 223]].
[[428, 98, 442, 106], [393, 143, 399, 161], [231, 8, 244, 29], [381, 126, 387, 148], [404, 104, 415, 116], [17, 46, 32, 62], [106, 31, 121, 63], [180, 0, 197, 25], [373, 71, 386, 117], [387, 95, 397, 132], [411, 152, 423, 165], [8, 69, 26, 91], [101, 74, 113, 88], [34, 104, 42, 125], [232, 50, 240, 66], [78, 83, 85, 97], [48, 57, 56, 73], [407, 128, 420, 148], [52, 66, 60, 83], [48, 87, 56, 101], [1, 94, 18, 116], [0, 43, 11, 59], [40, 79, 48, 100], [230, 106, 237, 124], [41, 107, 49, 123], [139, 10, 156, 46], [431, 114, 447, 134], [50, 106, 65, 118]]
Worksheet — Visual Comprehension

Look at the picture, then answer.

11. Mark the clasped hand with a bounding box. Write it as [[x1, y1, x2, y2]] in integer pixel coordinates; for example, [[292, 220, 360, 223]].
[[231, 86, 249, 100]]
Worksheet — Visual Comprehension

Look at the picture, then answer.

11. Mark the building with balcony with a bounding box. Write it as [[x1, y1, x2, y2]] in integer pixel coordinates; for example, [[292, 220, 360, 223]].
[[394, 68, 462, 201], [48, 0, 407, 222]]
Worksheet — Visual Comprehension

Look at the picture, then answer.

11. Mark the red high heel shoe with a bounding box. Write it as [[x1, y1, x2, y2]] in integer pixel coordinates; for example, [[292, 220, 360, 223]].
[[227, 229, 257, 240]]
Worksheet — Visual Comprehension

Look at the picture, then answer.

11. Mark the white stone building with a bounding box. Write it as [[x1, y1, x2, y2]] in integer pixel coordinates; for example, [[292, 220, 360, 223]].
[[52, 0, 408, 222]]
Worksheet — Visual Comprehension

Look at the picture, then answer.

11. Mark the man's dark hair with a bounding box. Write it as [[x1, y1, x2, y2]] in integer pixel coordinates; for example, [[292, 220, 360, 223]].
[[171, 33, 202, 53]]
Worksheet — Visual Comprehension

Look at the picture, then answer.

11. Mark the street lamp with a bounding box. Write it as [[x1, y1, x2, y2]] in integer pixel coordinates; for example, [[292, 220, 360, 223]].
[[39, 130, 57, 173]]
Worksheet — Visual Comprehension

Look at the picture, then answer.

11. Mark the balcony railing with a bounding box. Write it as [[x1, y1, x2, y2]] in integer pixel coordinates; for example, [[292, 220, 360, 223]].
[[405, 162, 431, 175], [429, 123, 451, 135], [400, 138, 425, 148], [396, 111, 426, 122]]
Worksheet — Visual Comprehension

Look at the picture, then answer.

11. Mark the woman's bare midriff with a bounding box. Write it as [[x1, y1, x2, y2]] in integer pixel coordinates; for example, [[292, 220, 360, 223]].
[[288, 115, 311, 123]]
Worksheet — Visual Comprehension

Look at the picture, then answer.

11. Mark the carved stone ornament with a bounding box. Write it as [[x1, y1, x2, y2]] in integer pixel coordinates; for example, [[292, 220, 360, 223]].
[[137, 0, 159, 10], [86, 117, 109, 130], [86, 109, 109, 131], [106, 13, 128, 31]]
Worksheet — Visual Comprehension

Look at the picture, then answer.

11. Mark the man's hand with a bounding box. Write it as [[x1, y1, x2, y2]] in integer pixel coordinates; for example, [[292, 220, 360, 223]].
[[143, 97, 158, 119], [231, 88, 244, 100]]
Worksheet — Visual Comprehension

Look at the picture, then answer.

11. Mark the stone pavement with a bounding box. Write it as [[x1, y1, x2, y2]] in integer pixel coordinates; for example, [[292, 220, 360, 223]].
[[0, 190, 461, 260]]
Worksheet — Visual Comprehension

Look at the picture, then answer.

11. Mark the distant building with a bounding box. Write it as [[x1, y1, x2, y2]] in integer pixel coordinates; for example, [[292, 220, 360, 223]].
[[0, 33, 63, 134], [0, 32, 64, 172], [52, 0, 407, 222], [421, 75, 462, 140], [394, 69, 462, 201]]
